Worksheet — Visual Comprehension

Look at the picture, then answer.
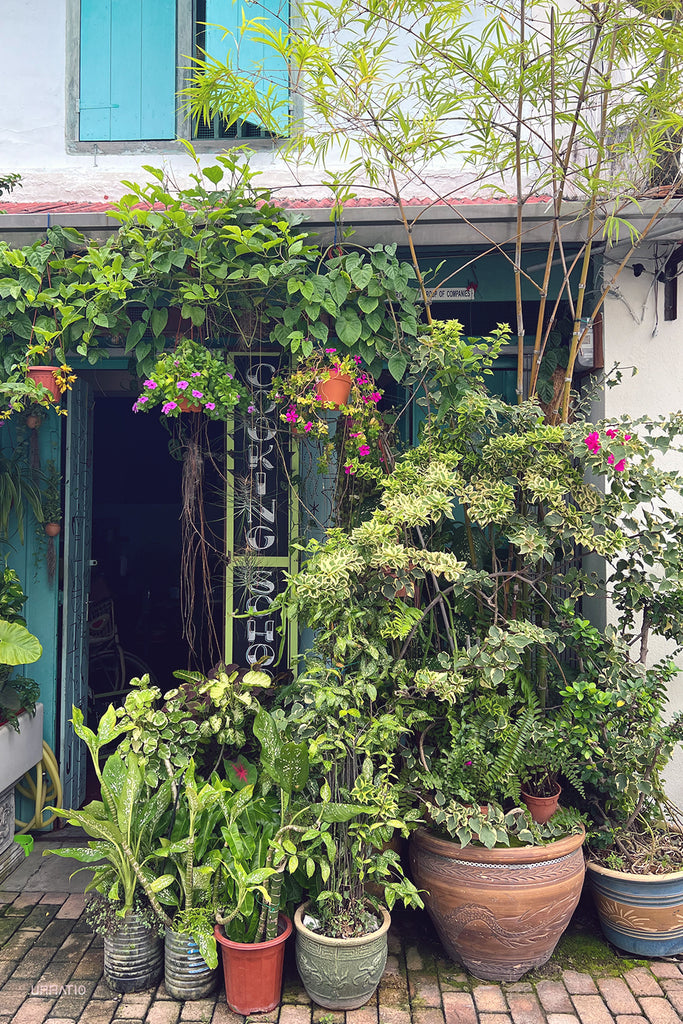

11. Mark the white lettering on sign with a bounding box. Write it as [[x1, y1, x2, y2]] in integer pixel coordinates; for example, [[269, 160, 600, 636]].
[[430, 287, 476, 301]]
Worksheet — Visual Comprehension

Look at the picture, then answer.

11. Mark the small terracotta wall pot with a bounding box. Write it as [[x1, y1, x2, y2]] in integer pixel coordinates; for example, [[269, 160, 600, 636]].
[[44, 523, 61, 537], [27, 366, 61, 403], [26, 414, 41, 429], [409, 825, 585, 982], [587, 860, 683, 956], [294, 901, 390, 1010], [521, 783, 562, 824], [316, 370, 352, 407], [214, 914, 292, 1014]]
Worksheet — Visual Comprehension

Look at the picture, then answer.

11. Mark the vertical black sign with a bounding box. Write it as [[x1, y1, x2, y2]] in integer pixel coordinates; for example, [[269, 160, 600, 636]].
[[229, 353, 292, 671]]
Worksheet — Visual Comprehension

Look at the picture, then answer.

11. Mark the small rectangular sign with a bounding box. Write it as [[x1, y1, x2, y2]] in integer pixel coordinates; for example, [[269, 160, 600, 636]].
[[430, 287, 476, 301]]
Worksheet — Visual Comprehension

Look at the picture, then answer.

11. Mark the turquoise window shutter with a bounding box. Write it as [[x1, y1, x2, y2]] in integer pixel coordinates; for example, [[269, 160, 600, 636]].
[[204, 0, 289, 132], [80, 0, 177, 141]]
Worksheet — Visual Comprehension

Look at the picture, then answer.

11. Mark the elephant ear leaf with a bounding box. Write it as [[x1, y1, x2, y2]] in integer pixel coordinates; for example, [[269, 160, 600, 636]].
[[0, 619, 41, 665]]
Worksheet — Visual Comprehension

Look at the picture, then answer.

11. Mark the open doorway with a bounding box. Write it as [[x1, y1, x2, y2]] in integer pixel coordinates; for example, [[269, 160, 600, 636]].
[[89, 393, 227, 698]]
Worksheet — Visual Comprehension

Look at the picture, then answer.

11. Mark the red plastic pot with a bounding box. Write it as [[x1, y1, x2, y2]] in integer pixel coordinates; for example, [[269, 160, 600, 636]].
[[214, 914, 292, 1014], [316, 370, 352, 407], [521, 783, 562, 824], [28, 366, 61, 403]]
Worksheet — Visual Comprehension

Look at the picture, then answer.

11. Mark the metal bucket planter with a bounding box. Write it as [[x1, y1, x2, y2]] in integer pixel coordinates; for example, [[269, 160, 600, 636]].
[[409, 826, 586, 982], [103, 913, 163, 993], [293, 902, 390, 1010], [164, 930, 218, 1000], [587, 860, 683, 956]]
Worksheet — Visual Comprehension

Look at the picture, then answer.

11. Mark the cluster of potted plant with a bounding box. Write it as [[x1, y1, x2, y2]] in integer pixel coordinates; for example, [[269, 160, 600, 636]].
[[47, 664, 423, 1008], [132, 338, 243, 420], [0, 338, 77, 421], [270, 317, 683, 980]]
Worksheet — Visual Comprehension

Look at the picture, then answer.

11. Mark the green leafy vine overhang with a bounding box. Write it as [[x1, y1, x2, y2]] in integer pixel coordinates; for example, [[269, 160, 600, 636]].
[[0, 150, 421, 385]]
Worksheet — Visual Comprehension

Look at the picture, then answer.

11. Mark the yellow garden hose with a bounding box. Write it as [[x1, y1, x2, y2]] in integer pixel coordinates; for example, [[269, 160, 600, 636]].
[[14, 741, 63, 833]]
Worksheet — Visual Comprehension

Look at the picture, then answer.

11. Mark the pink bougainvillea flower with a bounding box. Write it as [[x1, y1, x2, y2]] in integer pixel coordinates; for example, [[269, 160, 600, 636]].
[[143, 379, 157, 390], [344, 465, 355, 474], [625, 434, 632, 441], [173, 360, 179, 367], [350, 432, 361, 438], [370, 392, 381, 403], [285, 405, 298, 423], [162, 401, 177, 414], [325, 347, 337, 354], [192, 390, 203, 400], [176, 380, 189, 391], [353, 355, 362, 365], [358, 444, 371, 457], [304, 421, 313, 433], [465, 760, 473, 766], [606, 428, 617, 439], [205, 402, 215, 411], [584, 431, 601, 453], [614, 459, 626, 472], [608, 454, 615, 465]]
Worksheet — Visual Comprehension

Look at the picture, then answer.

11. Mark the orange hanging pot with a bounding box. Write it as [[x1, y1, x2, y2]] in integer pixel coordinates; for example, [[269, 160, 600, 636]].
[[44, 523, 61, 538], [177, 397, 202, 413], [316, 370, 352, 407], [27, 366, 61, 403]]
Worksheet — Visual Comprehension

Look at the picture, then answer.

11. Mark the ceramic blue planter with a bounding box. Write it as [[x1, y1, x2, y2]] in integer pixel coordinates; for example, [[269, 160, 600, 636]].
[[587, 860, 683, 956]]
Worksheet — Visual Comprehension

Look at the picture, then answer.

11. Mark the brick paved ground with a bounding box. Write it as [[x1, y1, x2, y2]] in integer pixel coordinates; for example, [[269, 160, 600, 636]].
[[2, 884, 683, 1024]]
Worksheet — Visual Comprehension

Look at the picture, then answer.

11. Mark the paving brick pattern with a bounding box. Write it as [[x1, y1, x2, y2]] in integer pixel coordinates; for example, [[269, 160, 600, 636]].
[[2, 891, 683, 1024]]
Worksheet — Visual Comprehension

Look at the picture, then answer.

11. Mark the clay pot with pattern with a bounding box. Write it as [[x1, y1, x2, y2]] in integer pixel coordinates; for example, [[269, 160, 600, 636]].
[[409, 826, 586, 982], [587, 860, 683, 956], [293, 901, 390, 1010]]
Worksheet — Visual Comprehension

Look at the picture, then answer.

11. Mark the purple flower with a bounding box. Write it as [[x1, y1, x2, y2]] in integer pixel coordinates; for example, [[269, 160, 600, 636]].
[[247, 404, 256, 414], [191, 371, 201, 378], [325, 347, 337, 354], [227, 373, 234, 380], [353, 355, 362, 365], [173, 360, 179, 367], [143, 379, 157, 390], [177, 380, 189, 391], [162, 401, 177, 414], [465, 760, 473, 766], [205, 402, 216, 411], [192, 390, 203, 399]]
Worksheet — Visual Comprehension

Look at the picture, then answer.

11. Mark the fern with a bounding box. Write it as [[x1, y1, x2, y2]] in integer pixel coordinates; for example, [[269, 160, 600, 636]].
[[483, 701, 539, 803]]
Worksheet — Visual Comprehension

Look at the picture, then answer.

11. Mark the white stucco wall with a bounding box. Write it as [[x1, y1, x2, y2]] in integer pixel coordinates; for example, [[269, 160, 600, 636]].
[[603, 246, 683, 806]]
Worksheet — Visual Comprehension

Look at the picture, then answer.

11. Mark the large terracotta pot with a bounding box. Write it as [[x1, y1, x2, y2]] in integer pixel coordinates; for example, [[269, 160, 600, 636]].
[[409, 826, 586, 982], [294, 901, 390, 1010], [587, 859, 683, 956], [214, 914, 292, 1014]]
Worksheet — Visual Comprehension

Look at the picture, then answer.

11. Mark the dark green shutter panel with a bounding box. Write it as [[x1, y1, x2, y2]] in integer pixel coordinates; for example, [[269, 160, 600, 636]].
[[204, 0, 289, 132], [80, 0, 176, 141]]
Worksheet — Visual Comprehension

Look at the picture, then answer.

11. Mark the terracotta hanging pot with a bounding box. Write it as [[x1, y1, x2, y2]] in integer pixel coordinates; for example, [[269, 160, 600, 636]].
[[26, 414, 42, 430], [44, 523, 61, 537], [316, 370, 352, 407], [177, 397, 202, 413], [521, 783, 562, 824], [27, 366, 61, 403]]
